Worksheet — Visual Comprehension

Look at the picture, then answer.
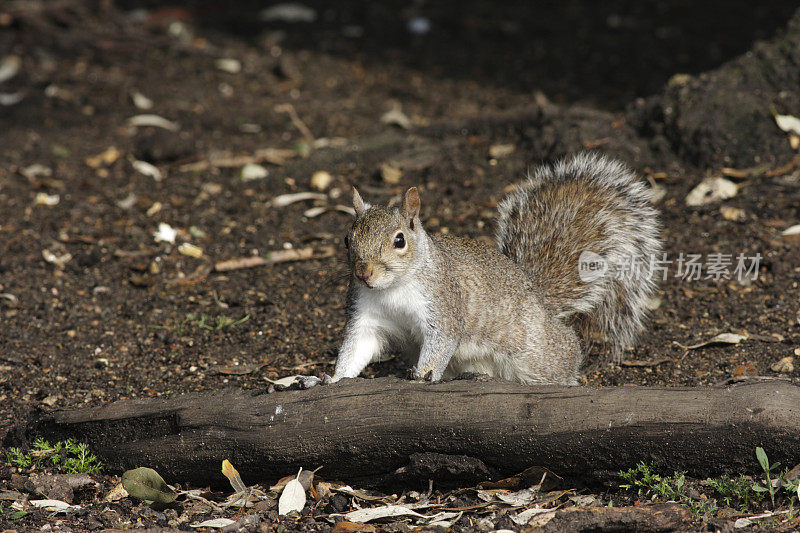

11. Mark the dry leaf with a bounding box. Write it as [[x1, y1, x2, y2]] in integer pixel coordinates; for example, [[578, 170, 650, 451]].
[[479, 465, 561, 491], [258, 148, 298, 165], [304, 206, 328, 218], [266, 375, 302, 388], [648, 182, 667, 204], [260, 4, 317, 23], [316, 481, 333, 499], [127, 114, 179, 131], [427, 511, 463, 528], [686, 177, 738, 206], [489, 144, 515, 158], [334, 204, 356, 216], [380, 163, 402, 184], [21, 164, 52, 179], [782, 224, 800, 238], [271, 469, 318, 493], [770, 357, 794, 374], [132, 160, 163, 181], [190, 518, 236, 529], [775, 114, 800, 135], [271, 191, 327, 207], [380, 106, 411, 129], [511, 508, 557, 526], [495, 486, 539, 506], [332, 485, 391, 502], [103, 483, 128, 502], [30, 499, 79, 512], [42, 249, 72, 269], [686, 333, 748, 350], [221, 459, 247, 494], [332, 521, 376, 533], [146, 202, 162, 217], [278, 473, 306, 515], [732, 362, 758, 377], [270, 474, 295, 492], [0, 55, 21, 83], [0, 92, 23, 106], [344, 505, 426, 523]]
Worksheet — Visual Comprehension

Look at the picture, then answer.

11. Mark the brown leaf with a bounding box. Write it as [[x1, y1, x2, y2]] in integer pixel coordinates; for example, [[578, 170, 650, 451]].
[[333, 521, 376, 533], [479, 465, 562, 491], [269, 474, 294, 493], [732, 362, 758, 377]]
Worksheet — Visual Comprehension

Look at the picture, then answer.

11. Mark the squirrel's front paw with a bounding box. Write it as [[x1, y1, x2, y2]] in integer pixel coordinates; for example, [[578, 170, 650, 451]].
[[409, 367, 435, 381], [296, 373, 333, 389]]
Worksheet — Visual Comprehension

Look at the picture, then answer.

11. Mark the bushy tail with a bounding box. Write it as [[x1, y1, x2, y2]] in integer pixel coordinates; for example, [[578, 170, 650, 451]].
[[496, 153, 661, 359]]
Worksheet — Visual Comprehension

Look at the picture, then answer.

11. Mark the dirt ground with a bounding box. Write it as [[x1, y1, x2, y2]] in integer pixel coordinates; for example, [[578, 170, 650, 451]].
[[1, 1, 799, 531]]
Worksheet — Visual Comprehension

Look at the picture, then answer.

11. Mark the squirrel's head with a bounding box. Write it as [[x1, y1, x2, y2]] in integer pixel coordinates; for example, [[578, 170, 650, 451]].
[[344, 187, 423, 290]]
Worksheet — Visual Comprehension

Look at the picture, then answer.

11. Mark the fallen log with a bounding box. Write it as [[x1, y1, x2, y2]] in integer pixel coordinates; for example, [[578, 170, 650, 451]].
[[16, 378, 800, 488]]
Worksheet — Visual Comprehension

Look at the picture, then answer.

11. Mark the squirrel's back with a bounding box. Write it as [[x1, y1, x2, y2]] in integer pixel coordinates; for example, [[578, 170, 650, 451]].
[[496, 153, 661, 357]]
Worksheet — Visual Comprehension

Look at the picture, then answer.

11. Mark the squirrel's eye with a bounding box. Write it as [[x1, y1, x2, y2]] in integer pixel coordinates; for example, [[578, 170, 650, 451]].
[[393, 233, 406, 249], [344, 235, 350, 249]]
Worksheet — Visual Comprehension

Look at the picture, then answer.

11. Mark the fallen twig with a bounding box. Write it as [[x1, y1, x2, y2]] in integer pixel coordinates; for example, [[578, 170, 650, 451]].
[[214, 246, 336, 272], [275, 103, 314, 142]]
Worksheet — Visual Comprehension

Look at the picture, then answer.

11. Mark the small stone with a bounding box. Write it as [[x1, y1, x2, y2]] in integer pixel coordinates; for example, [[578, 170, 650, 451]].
[[241, 163, 269, 181], [215, 58, 241, 74], [34, 193, 60, 206], [178, 243, 203, 259], [310, 170, 332, 191], [686, 177, 738, 206], [381, 105, 412, 129], [489, 144, 515, 158], [153, 223, 177, 244], [771, 356, 794, 374], [131, 91, 153, 110], [720, 206, 746, 222], [380, 163, 402, 184]]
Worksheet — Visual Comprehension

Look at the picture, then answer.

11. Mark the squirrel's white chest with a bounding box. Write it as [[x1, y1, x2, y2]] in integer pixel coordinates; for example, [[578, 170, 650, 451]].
[[355, 280, 429, 339]]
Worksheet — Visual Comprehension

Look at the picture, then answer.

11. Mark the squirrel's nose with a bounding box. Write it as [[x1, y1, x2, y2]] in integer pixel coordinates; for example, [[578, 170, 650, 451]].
[[354, 262, 374, 284]]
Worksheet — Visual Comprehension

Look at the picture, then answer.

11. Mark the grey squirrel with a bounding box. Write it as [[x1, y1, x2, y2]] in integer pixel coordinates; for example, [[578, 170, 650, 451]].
[[330, 153, 661, 385]]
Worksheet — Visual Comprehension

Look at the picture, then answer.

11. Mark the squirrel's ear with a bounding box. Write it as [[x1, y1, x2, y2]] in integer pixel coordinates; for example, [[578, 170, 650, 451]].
[[352, 187, 366, 216], [401, 187, 421, 226]]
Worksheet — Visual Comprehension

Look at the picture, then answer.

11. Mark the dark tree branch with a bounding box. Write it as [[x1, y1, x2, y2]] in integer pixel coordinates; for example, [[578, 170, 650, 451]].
[[14, 378, 800, 488]]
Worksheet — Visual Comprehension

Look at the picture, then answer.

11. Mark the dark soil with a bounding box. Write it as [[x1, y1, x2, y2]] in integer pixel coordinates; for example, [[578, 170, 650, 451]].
[[1, 1, 799, 531]]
